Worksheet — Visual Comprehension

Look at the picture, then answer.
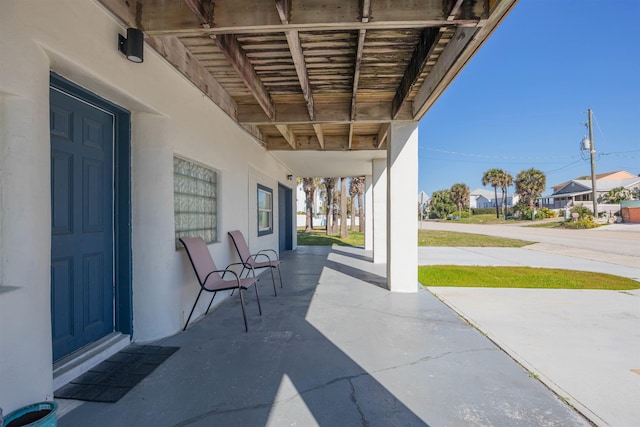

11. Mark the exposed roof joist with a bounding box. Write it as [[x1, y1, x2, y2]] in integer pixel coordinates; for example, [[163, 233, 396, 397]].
[[97, 0, 518, 153]]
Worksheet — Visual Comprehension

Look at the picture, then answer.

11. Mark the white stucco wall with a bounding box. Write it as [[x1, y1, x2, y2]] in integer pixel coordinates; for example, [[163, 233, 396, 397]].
[[0, 0, 295, 412]]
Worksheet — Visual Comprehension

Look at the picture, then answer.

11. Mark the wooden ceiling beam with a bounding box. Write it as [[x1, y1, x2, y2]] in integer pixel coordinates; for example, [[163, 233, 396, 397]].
[[276, 0, 321, 146], [239, 101, 413, 125], [350, 0, 371, 122], [391, 27, 442, 119], [313, 124, 325, 149], [266, 134, 379, 151], [446, 0, 466, 21], [183, 0, 213, 28], [146, 36, 238, 120], [212, 34, 275, 120], [144, 19, 481, 36], [377, 123, 390, 149], [275, 124, 297, 149], [413, 0, 518, 119]]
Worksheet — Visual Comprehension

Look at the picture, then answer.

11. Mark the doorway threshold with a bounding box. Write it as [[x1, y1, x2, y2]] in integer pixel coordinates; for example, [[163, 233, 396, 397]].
[[53, 332, 130, 391]]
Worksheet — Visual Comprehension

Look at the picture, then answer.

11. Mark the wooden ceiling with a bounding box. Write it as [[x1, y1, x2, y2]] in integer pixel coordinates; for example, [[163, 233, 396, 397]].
[[99, 0, 517, 151]]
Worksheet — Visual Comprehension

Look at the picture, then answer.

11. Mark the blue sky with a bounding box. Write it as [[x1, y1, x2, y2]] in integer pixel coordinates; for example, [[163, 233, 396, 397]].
[[418, 0, 640, 197]]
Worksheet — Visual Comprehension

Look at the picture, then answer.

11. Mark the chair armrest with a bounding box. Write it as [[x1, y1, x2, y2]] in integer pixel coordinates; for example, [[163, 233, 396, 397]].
[[257, 249, 279, 261], [246, 253, 272, 264], [226, 262, 257, 278]]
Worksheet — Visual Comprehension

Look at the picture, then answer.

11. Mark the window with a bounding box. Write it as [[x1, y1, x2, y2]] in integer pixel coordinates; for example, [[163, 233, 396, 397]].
[[257, 184, 273, 236], [174, 156, 217, 248]]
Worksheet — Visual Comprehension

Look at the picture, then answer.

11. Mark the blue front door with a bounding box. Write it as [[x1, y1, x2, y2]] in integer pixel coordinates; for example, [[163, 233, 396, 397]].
[[50, 87, 114, 361]]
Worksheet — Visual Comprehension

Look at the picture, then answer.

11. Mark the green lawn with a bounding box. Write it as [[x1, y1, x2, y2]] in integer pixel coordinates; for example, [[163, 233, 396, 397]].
[[297, 227, 364, 246], [525, 221, 565, 228], [418, 230, 533, 247], [451, 214, 516, 224], [419, 266, 639, 290]]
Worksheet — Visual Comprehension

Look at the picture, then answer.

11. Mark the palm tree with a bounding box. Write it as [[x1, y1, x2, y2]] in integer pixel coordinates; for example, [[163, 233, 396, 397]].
[[323, 178, 336, 235], [498, 171, 514, 218], [340, 177, 348, 238], [482, 168, 503, 218], [355, 177, 365, 232], [515, 168, 546, 213], [349, 177, 358, 231], [302, 177, 318, 232], [450, 183, 470, 218]]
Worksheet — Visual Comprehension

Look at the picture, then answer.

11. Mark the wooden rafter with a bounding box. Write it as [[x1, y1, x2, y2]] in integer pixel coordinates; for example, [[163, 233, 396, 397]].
[[447, 0, 466, 21], [391, 27, 441, 119], [313, 124, 325, 149], [350, 0, 371, 122], [377, 123, 390, 149], [348, 123, 354, 150], [183, 0, 213, 28], [212, 34, 275, 120], [275, 125, 297, 149], [238, 101, 413, 125], [146, 36, 238, 121], [276, 0, 321, 148], [413, 0, 516, 118]]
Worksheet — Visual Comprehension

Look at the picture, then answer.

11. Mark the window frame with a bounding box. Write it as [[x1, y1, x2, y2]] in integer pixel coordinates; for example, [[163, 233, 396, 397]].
[[257, 184, 273, 236]]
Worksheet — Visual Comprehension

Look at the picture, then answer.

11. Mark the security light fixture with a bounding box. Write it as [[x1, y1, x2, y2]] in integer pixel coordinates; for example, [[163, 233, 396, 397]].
[[118, 28, 144, 63]]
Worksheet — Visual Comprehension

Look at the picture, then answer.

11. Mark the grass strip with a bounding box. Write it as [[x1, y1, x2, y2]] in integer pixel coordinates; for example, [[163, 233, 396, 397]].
[[419, 265, 639, 290], [297, 228, 364, 247], [418, 230, 533, 247]]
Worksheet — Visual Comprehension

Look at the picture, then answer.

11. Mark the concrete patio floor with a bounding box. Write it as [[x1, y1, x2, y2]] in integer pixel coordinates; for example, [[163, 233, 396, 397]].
[[58, 245, 589, 426]]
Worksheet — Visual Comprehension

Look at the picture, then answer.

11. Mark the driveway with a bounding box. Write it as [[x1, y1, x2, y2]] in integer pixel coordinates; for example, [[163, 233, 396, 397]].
[[418, 221, 640, 426]]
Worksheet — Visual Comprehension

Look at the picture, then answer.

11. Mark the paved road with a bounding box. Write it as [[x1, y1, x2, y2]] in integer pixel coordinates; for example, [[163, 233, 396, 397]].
[[419, 220, 640, 268]]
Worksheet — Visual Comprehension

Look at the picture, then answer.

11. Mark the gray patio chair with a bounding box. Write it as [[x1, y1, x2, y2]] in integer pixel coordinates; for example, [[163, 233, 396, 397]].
[[228, 230, 283, 297], [180, 237, 261, 332]]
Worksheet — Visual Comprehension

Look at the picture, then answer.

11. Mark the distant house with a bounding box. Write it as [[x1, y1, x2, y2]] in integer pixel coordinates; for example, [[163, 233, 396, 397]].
[[470, 188, 518, 209], [544, 170, 640, 211]]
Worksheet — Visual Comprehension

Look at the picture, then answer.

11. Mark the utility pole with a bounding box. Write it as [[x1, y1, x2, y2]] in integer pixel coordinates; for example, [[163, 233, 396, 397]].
[[587, 109, 598, 216]]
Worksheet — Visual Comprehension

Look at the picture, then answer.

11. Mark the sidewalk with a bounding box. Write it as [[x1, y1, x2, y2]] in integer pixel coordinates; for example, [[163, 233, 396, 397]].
[[420, 246, 640, 426]]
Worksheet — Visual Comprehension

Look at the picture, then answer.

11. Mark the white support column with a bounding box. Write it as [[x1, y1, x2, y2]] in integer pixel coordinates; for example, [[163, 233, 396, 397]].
[[364, 174, 373, 251], [387, 122, 418, 292], [372, 159, 387, 264]]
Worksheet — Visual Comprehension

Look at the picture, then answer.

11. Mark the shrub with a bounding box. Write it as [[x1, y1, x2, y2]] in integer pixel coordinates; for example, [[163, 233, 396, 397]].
[[459, 210, 470, 218], [471, 208, 496, 215], [536, 207, 557, 219], [571, 205, 592, 220], [563, 217, 599, 229]]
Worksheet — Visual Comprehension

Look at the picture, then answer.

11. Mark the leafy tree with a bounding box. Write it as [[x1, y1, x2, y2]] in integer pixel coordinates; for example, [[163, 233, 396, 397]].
[[430, 189, 456, 219], [450, 183, 470, 218], [602, 186, 632, 204], [515, 168, 546, 212], [482, 168, 503, 218]]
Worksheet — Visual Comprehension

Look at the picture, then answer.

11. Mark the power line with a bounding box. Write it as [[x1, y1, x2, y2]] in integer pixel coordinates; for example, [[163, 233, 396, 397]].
[[421, 146, 579, 161]]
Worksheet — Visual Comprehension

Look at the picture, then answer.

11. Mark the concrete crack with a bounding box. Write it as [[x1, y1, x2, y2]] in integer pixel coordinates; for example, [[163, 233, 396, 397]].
[[348, 377, 370, 427]]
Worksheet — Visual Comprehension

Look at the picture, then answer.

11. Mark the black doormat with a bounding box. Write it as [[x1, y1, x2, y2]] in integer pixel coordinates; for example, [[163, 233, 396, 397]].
[[54, 345, 179, 403]]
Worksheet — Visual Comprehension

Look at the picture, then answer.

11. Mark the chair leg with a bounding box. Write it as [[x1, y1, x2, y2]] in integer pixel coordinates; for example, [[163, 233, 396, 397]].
[[205, 291, 217, 315], [268, 267, 277, 296], [254, 282, 262, 315], [277, 264, 284, 288], [183, 288, 204, 331], [238, 287, 248, 332]]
